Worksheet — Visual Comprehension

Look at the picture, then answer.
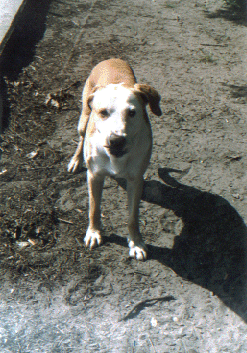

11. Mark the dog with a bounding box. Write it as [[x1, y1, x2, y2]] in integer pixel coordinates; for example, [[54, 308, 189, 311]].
[[68, 58, 162, 260]]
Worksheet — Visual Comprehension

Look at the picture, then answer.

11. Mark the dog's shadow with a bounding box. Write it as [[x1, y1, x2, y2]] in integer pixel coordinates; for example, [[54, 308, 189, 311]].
[[113, 167, 247, 322]]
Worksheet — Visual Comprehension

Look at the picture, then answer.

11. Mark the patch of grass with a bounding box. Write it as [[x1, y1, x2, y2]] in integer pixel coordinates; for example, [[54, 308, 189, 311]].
[[199, 54, 216, 63], [199, 49, 217, 64], [165, 1, 177, 9]]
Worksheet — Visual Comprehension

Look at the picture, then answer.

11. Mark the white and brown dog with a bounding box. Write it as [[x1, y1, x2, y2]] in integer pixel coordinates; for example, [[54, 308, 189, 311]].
[[68, 58, 161, 260]]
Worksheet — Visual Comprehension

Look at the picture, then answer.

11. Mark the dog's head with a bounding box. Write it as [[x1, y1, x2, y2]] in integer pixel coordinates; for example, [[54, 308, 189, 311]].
[[87, 83, 162, 157]]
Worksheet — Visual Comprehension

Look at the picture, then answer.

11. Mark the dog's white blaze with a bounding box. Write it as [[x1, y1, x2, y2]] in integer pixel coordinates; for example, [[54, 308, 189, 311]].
[[92, 85, 143, 139], [86, 84, 151, 179]]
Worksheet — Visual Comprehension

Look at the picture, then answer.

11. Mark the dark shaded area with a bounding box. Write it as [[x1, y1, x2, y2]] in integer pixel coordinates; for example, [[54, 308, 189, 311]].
[[116, 169, 247, 322], [0, 77, 9, 132], [229, 84, 247, 99], [222, 82, 247, 100], [0, 0, 52, 79], [206, 0, 247, 24], [0, 0, 52, 131]]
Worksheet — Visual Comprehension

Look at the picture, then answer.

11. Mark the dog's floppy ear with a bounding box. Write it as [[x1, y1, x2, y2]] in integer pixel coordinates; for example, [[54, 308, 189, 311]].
[[87, 85, 101, 110], [134, 83, 162, 116], [87, 94, 94, 110]]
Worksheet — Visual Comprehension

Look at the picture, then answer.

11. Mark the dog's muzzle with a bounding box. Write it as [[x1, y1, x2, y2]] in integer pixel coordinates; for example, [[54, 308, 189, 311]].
[[106, 133, 127, 158]]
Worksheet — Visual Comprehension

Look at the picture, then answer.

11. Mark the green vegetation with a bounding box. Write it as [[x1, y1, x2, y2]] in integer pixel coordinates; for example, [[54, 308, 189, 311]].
[[199, 49, 217, 64], [199, 54, 216, 64], [164, 1, 177, 9]]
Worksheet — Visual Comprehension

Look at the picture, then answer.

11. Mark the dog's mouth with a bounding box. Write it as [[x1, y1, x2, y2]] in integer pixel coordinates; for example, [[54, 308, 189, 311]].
[[104, 134, 128, 158], [105, 145, 128, 158]]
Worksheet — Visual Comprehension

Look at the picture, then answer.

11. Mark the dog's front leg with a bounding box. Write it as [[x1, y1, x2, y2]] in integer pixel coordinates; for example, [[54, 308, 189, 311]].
[[84, 170, 104, 248], [127, 177, 148, 260]]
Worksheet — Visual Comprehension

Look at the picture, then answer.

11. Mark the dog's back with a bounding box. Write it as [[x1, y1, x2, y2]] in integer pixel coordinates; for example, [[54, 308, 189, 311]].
[[88, 58, 136, 89]]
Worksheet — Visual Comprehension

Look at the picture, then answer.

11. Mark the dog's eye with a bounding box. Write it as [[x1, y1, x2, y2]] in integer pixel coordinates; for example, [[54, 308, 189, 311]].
[[129, 108, 136, 118], [99, 109, 109, 119]]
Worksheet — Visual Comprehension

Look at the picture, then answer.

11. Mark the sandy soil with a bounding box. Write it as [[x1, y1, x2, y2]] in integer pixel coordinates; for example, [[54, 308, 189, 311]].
[[0, 0, 247, 352]]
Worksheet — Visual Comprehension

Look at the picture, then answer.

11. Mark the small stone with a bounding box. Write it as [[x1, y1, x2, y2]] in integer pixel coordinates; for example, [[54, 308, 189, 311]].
[[151, 317, 158, 327]]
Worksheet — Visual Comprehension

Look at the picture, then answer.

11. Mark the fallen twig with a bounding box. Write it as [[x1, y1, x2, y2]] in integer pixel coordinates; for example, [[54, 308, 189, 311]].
[[75, 237, 84, 247], [149, 336, 157, 353], [200, 43, 228, 47], [119, 296, 175, 321], [57, 218, 74, 225]]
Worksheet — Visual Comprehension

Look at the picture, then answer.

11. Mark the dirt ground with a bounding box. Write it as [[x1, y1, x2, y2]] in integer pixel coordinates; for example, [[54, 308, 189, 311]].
[[0, 0, 247, 352]]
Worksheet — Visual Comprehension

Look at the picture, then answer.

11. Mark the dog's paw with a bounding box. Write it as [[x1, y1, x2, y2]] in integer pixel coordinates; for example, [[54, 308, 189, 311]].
[[128, 240, 147, 260], [67, 156, 82, 173], [84, 229, 102, 249]]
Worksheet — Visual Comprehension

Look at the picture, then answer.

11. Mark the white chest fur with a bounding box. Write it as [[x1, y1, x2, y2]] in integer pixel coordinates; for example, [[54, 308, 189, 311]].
[[85, 125, 151, 180]]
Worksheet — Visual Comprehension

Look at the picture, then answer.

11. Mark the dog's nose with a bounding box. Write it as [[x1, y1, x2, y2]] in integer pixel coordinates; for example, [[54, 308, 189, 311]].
[[108, 134, 127, 157], [109, 134, 126, 149]]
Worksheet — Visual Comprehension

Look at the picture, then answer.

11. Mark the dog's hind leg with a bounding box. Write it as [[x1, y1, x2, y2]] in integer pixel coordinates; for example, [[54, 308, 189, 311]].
[[67, 133, 84, 172], [84, 170, 104, 248], [127, 177, 148, 260], [68, 79, 92, 172]]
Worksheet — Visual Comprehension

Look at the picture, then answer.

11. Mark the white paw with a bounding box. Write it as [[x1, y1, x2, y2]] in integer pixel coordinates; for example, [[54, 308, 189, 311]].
[[67, 156, 82, 173], [128, 240, 147, 260], [84, 229, 102, 249]]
